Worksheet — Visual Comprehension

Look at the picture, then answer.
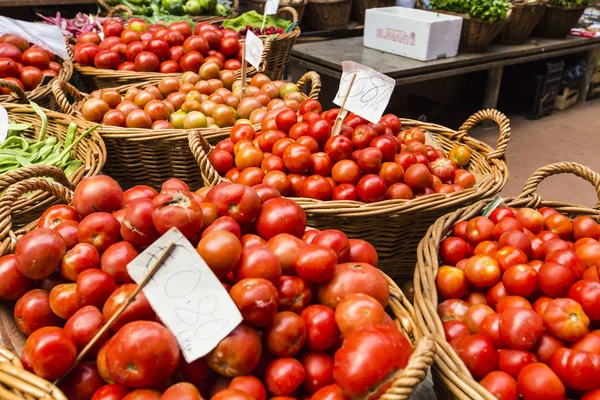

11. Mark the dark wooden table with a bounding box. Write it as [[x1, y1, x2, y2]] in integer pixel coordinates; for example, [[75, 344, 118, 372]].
[[290, 36, 600, 108]]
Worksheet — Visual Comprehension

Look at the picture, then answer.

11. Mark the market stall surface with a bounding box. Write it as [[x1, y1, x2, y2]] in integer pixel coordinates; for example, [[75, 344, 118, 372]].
[[471, 99, 600, 205]]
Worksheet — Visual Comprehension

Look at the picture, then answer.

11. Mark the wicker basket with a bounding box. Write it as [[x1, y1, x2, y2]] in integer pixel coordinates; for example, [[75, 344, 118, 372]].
[[499, 0, 546, 43], [413, 161, 600, 400], [191, 109, 511, 283], [351, 0, 396, 24], [52, 71, 320, 190], [259, 7, 302, 80], [0, 175, 435, 400], [533, 4, 586, 38], [304, 0, 352, 30], [69, 30, 269, 91], [248, 0, 307, 25], [97, 0, 240, 25], [0, 57, 73, 112], [0, 103, 106, 229]]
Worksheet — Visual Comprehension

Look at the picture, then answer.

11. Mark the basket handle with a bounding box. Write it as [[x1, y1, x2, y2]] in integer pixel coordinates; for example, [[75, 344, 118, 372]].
[[296, 71, 321, 100], [277, 6, 299, 23], [0, 79, 28, 104], [0, 165, 73, 193], [64, 37, 75, 62], [518, 161, 600, 208], [456, 109, 511, 160], [230, 0, 240, 17], [188, 131, 226, 187], [0, 177, 74, 256], [52, 80, 84, 116], [383, 335, 436, 399], [107, 4, 134, 19]]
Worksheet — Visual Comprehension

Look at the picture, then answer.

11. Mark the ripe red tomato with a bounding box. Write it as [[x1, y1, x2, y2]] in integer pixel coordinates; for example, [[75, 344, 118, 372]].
[[550, 348, 600, 391], [403, 163, 433, 192], [436, 266, 468, 299], [533, 332, 565, 364], [234, 243, 281, 284], [38, 205, 79, 229], [151, 191, 203, 239], [480, 371, 518, 400], [347, 239, 378, 266], [59, 243, 99, 281], [451, 334, 497, 379], [479, 313, 504, 348], [103, 284, 155, 331], [438, 299, 470, 322], [334, 324, 412, 399], [502, 264, 537, 297], [230, 278, 278, 327], [265, 357, 306, 396], [466, 216, 495, 245], [464, 255, 501, 288], [16, 228, 66, 279], [544, 213, 573, 239], [14, 289, 61, 335], [255, 198, 306, 240], [517, 363, 565, 400], [568, 280, 600, 321], [59, 361, 105, 400], [294, 244, 337, 283], [335, 293, 386, 337], [0, 255, 33, 300], [497, 349, 537, 379], [265, 311, 307, 357], [543, 298, 590, 342], [23, 327, 77, 380], [301, 175, 333, 200], [228, 376, 267, 400], [545, 248, 585, 279], [220, 37, 239, 57], [205, 323, 262, 377], [64, 305, 108, 354], [301, 352, 334, 394], [537, 262, 574, 298], [499, 308, 543, 351], [301, 305, 339, 351], [443, 320, 471, 342], [464, 304, 495, 334], [48, 283, 80, 320], [91, 383, 130, 400], [73, 176, 123, 216], [357, 174, 387, 203]]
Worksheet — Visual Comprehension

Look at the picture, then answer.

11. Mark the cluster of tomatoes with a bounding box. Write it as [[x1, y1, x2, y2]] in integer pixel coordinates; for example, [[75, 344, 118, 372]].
[[74, 19, 244, 74], [208, 99, 476, 203], [436, 205, 600, 400], [0, 34, 63, 93], [1, 174, 412, 400], [80, 72, 305, 130]]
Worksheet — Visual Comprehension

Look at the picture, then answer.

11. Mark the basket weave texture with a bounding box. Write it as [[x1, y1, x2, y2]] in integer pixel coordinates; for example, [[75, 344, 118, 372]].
[[533, 4, 586, 38], [0, 176, 435, 400], [304, 0, 352, 30], [248, 0, 307, 26], [500, 0, 546, 43], [0, 103, 105, 229], [414, 161, 600, 400], [53, 71, 320, 191], [259, 7, 302, 80], [191, 109, 511, 283]]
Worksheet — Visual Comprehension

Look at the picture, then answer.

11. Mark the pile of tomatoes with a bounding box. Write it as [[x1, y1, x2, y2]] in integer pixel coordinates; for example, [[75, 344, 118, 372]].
[[209, 99, 476, 203], [436, 205, 600, 400], [74, 19, 245, 74], [80, 72, 305, 130], [1, 174, 413, 400], [0, 34, 63, 93]]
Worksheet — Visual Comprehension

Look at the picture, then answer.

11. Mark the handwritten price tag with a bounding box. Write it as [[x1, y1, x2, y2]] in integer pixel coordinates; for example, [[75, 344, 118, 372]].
[[333, 61, 395, 124], [264, 0, 279, 15], [0, 17, 69, 60], [127, 228, 243, 363], [245, 30, 264, 70]]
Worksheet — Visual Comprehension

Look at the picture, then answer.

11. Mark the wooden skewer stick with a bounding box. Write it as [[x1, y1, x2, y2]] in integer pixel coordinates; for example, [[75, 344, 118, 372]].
[[55, 242, 177, 386], [331, 73, 357, 137], [241, 43, 247, 100]]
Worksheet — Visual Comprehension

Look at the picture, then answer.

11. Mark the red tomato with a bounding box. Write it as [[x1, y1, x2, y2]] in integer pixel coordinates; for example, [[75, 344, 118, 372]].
[[264, 311, 307, 357], [152, 191, 203, 239], [301, 305, 339, 351], [59, 361, 105, 400], [38, 205, 79, 229], [335, 293, 386, 337], [100, 242, 137, 283], [103, 284, 156, 331], [23, 326, 77, 380], [64, 305, 108, 353], [550, 348, 600, 391], [480, 371, 518, 400], [334, 324, 412, 399], [451, 334, 497, 379], [48, 283, 80, 320], [538, 262, 574, 298], [517, 363, 565, 400], [14, 289, 61, 336], [16, 228, 66, 279], [499, 309, 543, 351], [311, 384, 348, 400], [568, 280, 600, 321], [572, 331, 600, 355], [443, 320, 471, 342], [73, 176, 123, 216], [496, 296, 532, 313], [495, 246, 528, 272], [533, 332, 565, 364], [436, 266, 468, 300], [502, 264, 538, 297], [120, 198, 160, 248], [0, 254, 33, 300], [205, 323, 261, 377], [229, 376, 267, 400], [161, 382, 202, 400], [545, 248, 585, 280], [301, 352, 334, 394], [543, 298, 590, 342], [230, 278, 278, 327], [265, 357, 306, 396], [440, 237, 470, 266], [479, 313, 504, 348], [497, 349, 537, 379], [91, 384, 130, 400], [464, 255, 501, 288], [255, 198, 306, 240], [438, 299, 470, 322], [59, 243, 100, 282]]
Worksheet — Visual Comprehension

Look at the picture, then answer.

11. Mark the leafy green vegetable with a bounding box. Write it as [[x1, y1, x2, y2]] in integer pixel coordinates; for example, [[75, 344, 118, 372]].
[[223, 10, 292, 31], [428, 0, 510, 22]]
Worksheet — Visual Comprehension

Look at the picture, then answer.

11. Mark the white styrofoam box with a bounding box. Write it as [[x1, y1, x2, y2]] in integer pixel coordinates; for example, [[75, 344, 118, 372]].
[[363, 7, 463, 61]]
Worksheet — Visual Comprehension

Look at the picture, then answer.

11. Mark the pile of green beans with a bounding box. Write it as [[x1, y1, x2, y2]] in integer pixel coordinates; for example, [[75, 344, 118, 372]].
[[2, 102, 99, 178]]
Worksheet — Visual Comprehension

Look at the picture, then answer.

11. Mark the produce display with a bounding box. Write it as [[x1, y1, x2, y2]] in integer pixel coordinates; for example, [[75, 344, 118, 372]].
[[73, 19, 249, 73], [2, 174, 413, 399], [3, 102, 98, 176], [79, 73, 308, 129], [0, 33, 65, 92], [102, 0, 230, 18], [207, 99, 477, 203], [38, 13, 124, 40], [435, 205, 600, 399]]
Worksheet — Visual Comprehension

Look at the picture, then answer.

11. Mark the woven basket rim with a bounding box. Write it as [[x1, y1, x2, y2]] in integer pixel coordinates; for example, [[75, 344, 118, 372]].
[[191, 109, 511, 217], [428, 7, 513, 23], [412, 160, 600, 400]]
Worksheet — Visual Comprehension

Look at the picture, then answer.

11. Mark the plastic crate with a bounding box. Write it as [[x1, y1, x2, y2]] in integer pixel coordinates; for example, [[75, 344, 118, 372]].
[[555, 87, 579, 110]]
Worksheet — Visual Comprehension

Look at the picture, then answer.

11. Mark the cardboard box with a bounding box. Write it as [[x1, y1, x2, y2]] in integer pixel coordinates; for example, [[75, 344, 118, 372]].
[[363, 7, 462, 61]]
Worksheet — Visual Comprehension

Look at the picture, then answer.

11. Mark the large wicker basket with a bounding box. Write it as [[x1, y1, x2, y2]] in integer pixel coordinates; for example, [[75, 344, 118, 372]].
[[499, 0, 546, 43], [248, 0, 307, 26], [191, 109, 511, 283], [0, 175, 436, 400], [351, 0, 395, 23], [52, 71, 320, 190], [259, 7, 302, 80], [304, 0, 352, 30], [70, 32, 269, 91], [414, 161, 600, 400], [533, 4, 586, 38], [0, 103, 106, 229], [0, 56, 73, 112]]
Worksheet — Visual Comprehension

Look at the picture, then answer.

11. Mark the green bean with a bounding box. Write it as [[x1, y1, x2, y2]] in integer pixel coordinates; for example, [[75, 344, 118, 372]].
[[64, 160, 82, 178], [1, 137, 28, 150], [28, 142, 45, 152], [60, 123, 77, 166], [46, 137, 58, 146], [29, 101, 48, 142], [16, 155, 31, 167]]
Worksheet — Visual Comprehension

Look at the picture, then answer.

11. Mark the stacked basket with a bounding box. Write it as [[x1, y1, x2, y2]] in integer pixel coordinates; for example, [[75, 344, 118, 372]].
[[190, 109, 511, 283]]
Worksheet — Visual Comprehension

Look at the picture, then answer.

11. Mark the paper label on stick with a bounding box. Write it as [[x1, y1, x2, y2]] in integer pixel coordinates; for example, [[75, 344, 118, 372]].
[[264, 0, 279, 15], [333, 61, 395, 124], [127, 228, 243, 363], [0, 106, 8, 143], [245, 31, 264, 70], [0, 17, 69, 60]]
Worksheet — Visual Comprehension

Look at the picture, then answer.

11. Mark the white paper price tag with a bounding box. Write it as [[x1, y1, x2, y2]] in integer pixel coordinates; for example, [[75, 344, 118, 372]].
[[127, 228, 243, 363], [0, 106, 7, 143], [0, 17, 69, 61], [264, 0, 279, 15], [245, 31, 264, 70], [333, 61, 395, 124]]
